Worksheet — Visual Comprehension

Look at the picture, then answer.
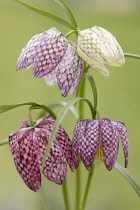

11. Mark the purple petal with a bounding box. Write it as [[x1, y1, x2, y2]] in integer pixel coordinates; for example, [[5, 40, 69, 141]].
[[35, 115, 75, 183], [112, 121, 128, 167], [16, 31, 46, 70], [56, 43, 84, 96], [78, 120, 100, 169], [100, 118, 119, 170], [32, 33, 68, 78], [72, 120, 86, 169], [9, 128, 41, 192]]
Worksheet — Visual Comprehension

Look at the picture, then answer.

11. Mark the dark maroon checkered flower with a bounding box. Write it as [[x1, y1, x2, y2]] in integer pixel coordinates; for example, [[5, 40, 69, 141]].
[[16, 28, 84, 96], [9, 115, 75, 192], [72, 118, 128, 171]]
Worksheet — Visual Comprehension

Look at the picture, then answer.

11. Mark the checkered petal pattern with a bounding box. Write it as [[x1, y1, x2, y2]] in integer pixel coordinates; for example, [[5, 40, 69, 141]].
[[78, 120, 100, 169], [112, 120, 128, 167], [9, 115, 74, 191], [77, 26, 125, 76], [9, 128, 41, 192], [72, 118, 128, 171], [100, 118, 119, 170], [16, 28, 84, 97]]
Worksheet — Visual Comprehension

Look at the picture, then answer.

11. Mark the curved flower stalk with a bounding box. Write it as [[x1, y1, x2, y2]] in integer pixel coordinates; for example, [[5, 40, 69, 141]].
[[16, 27, 84, 97], [77, 26, 125, 76], [9, 115, 75, 192], [72, 118, 128, 171]]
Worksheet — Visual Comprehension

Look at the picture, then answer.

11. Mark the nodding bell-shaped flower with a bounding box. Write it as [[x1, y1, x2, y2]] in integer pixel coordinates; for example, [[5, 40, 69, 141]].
[[9, 115, 75, 192], [77, 26, 125, 76], [72, 118, 128, 171], [16, 28, 84, 97]]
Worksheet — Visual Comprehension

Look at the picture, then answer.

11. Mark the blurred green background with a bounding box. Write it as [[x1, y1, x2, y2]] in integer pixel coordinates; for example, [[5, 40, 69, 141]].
[[0, 0, 140, 209]]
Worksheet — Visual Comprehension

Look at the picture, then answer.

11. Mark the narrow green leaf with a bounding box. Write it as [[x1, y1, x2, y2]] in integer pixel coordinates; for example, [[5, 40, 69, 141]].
[[124, 53, 140, 59], [114, 163, 140, 196], [0, 139, 8, 146], [54, 0, 78, 28], [84, 73, 98, 110], [0, 102, 39, 113], [15, 0, 77, 30], [42, 97, 95, 168], [0, 102, 56, 119], [49, 102, 79, 119]]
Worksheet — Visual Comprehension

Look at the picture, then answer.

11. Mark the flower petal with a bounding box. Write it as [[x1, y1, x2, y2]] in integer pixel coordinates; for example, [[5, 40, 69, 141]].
[[77, 45, 109, 76], [9, 128, 41, 192], [112, 121, 128, 168], [56, 43, 84, 96], [33, 33, 68, 78], [44, 66, 58, 86], [92, 26, 125, 66], [16, 31, 46, 70], [100, 118, 119, 170], [78, 120, 100, 169], [72, 120, 86, 169]]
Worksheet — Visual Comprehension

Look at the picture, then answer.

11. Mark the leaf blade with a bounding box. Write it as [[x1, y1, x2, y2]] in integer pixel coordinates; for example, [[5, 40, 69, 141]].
[[42, 97, 95, 168], [114, 163, 140, 196], [15, 0, 77, 30], [54, 0, 78, 28]]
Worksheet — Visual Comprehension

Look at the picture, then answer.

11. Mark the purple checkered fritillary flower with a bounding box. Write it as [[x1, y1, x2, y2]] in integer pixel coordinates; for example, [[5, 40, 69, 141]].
[[9, 115, 75, 192], [77, 26, 125, 76], [72, 118, 128, 171], [16, 28, 84, 97]]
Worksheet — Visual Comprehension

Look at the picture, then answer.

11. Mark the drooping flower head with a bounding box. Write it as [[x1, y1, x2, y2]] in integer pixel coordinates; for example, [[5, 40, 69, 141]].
[[72, 118, 128, 171], [9, 115, 75, 192], [77, 26, 125, 76], [16, 28, 84, 96]]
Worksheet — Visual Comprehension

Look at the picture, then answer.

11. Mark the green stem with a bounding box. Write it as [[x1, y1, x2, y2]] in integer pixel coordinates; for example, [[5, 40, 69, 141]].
[[0, 139, 8, 146], [75, 160, 81, 210], [28, 106, 35, 127], [65, 29, 80, 38], [124, 53, 140, 59], [80, 164, 95, 210], [62, 179, 70, 210]]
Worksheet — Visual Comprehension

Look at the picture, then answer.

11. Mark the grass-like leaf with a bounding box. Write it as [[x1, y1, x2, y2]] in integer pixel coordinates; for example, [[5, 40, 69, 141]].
[[42, 97, 95, 168], [114, 163, 140, 197], [15, 0, 77, 30], [54, 0, 78, 28], [124, 53, 140, 59], [0, 102, 56, 119], [0, 139, 8, 146]]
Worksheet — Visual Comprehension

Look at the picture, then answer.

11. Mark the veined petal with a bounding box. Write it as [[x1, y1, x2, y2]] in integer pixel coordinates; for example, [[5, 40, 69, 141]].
[[33, 33, 68, 78], [72, 120, 85, 169], [16, 31, 47, 70], [9, 128, 41, 192], [92, 26, 125, 66], [56, 43, 84, 96], [112, 121, 128, 168], [78, 120, 100, 169], [77, 45, 109, 76], [100, 118, 119, 170]]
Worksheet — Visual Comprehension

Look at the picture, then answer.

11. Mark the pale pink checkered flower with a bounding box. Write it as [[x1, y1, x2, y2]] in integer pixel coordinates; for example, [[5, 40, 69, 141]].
[[72, 118, 128, 171], [16, 28, 84, 97], [9, 115, 75, 192]]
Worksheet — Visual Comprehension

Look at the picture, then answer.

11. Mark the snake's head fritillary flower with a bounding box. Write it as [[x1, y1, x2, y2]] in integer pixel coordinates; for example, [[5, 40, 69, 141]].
[[77, 26, 125, 76], [72, 118, 128, 171], [9, 115, 75, 192], [16, 28, 84, 97]]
